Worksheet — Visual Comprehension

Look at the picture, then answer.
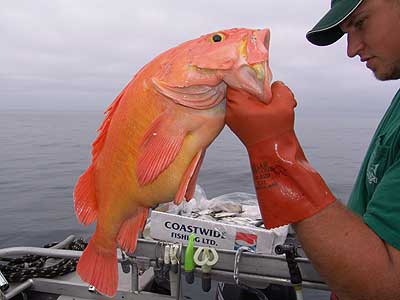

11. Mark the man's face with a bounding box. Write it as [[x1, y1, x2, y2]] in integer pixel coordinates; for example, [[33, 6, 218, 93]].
[[340, 0, 400, 80]]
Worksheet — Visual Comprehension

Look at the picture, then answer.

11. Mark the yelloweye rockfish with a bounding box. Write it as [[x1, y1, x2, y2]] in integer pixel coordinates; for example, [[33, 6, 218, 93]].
[[74, 27, 273, 296]]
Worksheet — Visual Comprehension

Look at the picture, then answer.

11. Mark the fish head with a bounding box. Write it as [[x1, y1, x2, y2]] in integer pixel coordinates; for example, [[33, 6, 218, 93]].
[[151, 28, 273, 110], [189, 28, 273, 103]]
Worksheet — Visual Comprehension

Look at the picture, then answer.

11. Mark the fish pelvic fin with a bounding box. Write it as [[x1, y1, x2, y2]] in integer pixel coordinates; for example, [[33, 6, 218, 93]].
[[77, 236, 118, 297], [73, 165, 97, 225], [174, 149, 205, 205], [137, 111, 187, 186], [117, 208, 149, 253]]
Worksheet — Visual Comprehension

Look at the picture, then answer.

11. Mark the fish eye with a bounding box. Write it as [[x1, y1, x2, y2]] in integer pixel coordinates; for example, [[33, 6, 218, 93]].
[[211, 33, 224, 43]]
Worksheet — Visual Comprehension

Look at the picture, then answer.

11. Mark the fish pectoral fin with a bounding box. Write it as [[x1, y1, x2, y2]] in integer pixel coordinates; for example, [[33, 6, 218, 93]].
[[117, 208, 149, 253], [137, 112, 187, 186], [74, 165, 98, 225], [174, 149, 205, 205], [152, 78, 226, 110]]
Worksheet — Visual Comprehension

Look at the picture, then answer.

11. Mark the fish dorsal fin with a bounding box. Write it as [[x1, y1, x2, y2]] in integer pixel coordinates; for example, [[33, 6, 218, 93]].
[[136, 111, 187, 186], [74, 165, 97, 225], [92, 86, 128, 161], [73, 85, 128, 224], [152, 78, 226, 110]]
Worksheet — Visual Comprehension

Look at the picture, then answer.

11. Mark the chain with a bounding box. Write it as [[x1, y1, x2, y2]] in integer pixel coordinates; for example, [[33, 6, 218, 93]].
[[0, 239, 87, 283]]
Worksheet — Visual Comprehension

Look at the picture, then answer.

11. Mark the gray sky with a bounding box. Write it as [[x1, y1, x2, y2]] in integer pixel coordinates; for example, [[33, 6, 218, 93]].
[[1, 0, 398, 114]]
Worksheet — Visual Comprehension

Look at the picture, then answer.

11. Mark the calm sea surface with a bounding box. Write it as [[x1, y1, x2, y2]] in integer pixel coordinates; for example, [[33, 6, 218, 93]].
[[0, 110, 381, 247], [0, 109, 382, 299]]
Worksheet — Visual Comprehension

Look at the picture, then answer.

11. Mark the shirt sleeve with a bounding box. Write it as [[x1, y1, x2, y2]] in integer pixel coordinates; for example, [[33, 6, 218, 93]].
[[364, 158, 400, 250]]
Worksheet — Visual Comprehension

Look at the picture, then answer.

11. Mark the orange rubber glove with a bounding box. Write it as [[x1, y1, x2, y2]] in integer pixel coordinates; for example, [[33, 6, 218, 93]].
[[226, 81, 336, 229]]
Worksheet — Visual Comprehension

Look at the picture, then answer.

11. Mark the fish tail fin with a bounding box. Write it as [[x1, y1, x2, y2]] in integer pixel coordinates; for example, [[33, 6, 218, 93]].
[[77, 235, 118, 297], [74, 165, 97, 225], [118, 208, 149, 252]]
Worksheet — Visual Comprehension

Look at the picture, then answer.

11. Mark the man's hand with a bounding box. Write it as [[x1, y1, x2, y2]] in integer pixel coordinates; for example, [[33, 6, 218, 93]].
[[226, 81, 336, 228], [226, 81, 296, 147]]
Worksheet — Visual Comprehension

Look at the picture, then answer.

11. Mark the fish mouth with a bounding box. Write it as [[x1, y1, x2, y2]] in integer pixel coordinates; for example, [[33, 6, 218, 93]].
[[223, 60, 272, 104], [251, 63, 266, 81], [223, 28, 273, 103], [249, 60, 273, 102]]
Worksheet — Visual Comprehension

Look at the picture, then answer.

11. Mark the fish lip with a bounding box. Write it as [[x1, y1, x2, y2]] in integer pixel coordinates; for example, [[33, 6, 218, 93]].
[[247, 62, 268, 99], [250, 62, 265, 82], [245, 59, 273, 102], [246, 29, 272, 103]]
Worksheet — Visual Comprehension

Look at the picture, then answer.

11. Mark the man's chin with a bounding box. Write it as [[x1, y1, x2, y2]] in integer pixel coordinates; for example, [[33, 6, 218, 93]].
[[373, 71, 387, 81], [372, 65, 400, 81]]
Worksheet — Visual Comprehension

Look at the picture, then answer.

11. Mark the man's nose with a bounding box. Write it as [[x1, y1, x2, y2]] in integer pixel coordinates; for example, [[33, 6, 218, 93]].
[[346, 31, 363, 58]]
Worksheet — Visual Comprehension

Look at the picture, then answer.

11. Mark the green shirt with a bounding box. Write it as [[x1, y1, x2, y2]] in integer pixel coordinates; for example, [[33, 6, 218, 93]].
[[348, 88, 400, 250]]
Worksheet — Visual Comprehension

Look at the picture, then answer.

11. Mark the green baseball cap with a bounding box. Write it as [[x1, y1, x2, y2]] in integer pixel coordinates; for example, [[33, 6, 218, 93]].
[[306, 0, 364, 46]]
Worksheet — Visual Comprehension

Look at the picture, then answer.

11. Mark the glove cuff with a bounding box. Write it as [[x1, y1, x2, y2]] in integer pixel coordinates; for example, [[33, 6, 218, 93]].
[[246, 131, 336, 229]]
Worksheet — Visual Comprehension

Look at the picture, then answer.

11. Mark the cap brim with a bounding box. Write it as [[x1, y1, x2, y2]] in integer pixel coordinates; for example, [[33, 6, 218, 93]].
[[306, 0, 364, 46]]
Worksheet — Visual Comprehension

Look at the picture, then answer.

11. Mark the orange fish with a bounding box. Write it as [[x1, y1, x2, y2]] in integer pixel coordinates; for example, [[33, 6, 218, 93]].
[[74, 27, 273, 296]]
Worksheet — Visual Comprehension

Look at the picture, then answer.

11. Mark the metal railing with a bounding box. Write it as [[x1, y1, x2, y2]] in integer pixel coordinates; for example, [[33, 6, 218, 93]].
[[0, 237, 329, 300]]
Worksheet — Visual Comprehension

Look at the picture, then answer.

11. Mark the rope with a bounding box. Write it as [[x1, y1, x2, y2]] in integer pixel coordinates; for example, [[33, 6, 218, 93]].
[[0, 239, 87, 283]]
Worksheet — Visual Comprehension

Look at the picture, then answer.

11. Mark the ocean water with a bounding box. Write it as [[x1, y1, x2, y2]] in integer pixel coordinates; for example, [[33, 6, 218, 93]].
[[0, 109, 381, 246], [0, 109, 382, 298]]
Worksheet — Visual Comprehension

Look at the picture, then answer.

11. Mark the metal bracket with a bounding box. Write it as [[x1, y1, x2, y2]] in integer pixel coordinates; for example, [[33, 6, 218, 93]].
[[134, 256, 152, 275], [120, 251, 131, 274], [233, 247, 269, 300], [275, 243, 302, 285], [233, 246, 253, 286]]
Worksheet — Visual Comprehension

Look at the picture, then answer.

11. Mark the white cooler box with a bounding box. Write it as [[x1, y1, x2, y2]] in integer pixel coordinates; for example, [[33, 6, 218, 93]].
[[149, 210, 288, 255]]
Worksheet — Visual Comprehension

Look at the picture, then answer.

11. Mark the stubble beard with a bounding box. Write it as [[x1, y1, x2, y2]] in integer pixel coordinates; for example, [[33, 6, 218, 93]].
[[373, 59, 400, 81]]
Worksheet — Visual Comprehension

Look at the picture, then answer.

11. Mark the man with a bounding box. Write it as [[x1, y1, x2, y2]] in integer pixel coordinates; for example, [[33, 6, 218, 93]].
[[226, 0, 400, 299]]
